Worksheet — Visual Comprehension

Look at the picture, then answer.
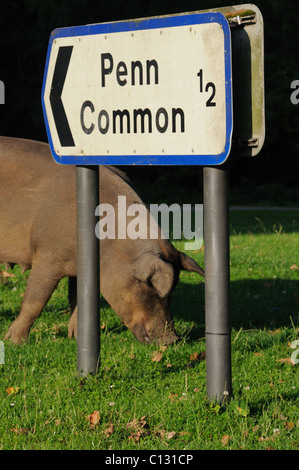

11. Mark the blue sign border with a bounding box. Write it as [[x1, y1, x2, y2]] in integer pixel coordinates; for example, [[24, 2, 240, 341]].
[[42, 12, 232, 166]]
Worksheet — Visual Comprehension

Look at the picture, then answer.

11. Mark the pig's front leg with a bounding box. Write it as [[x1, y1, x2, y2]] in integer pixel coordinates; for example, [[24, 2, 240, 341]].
[[68, 306, 77, 338]]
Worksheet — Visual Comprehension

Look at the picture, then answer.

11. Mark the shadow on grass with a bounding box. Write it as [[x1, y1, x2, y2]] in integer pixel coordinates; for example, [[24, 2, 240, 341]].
[[0, 275, 297, 344], [171, 278, 298, 337]]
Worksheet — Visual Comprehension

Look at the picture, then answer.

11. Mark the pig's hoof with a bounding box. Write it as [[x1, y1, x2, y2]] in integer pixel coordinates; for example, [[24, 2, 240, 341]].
[[4, 323, 29, 345]]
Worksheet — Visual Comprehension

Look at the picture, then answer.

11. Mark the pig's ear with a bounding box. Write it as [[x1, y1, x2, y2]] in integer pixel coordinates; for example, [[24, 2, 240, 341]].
[[134, 253, 174, 299], [179, 252, 205, 278]]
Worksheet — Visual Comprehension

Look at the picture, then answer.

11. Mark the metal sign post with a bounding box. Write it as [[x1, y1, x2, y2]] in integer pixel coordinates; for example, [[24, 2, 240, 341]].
[[76, 166, 100, 376], [203, 165, 232, 402]]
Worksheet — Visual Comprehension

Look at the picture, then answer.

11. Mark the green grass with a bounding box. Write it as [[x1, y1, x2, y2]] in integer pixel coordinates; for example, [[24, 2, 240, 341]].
[[0, 210, 298, 450]]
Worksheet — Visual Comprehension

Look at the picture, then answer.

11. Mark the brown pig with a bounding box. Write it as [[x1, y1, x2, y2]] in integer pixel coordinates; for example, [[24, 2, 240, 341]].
[[0, 137, 204, 345]]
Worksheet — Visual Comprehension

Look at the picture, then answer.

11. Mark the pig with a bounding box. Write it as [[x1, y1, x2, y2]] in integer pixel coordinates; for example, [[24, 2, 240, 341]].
[[0, 136, 204, 345]]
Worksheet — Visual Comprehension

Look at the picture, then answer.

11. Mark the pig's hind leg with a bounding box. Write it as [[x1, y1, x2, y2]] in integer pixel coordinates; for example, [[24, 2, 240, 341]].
[[4, 257, 62, 344], [67, 276, 77, 338]]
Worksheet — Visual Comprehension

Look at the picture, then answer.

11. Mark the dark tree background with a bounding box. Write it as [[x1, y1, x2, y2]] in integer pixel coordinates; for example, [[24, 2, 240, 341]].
[[1, 0, 298, 204]]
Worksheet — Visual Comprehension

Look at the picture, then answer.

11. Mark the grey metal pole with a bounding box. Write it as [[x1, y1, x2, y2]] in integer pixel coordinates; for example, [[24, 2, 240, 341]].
[[76, 165, 100, 376], [203, 164, 232, 402]]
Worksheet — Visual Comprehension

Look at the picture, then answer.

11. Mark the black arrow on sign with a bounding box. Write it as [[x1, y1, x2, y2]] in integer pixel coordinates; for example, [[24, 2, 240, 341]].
[[50, 46, 75, 147]]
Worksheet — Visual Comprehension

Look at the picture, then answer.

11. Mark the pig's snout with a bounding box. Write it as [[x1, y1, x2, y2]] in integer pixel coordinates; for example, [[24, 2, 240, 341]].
[[132, 319, 178, 345]]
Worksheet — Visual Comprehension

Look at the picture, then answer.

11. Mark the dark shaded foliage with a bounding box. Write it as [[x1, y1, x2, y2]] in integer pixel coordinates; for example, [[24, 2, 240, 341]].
[[0, 0, 298, 200]]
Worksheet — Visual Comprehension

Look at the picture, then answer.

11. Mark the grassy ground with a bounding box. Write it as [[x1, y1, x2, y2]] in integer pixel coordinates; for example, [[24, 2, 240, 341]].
[[0, 209, 298, 450]]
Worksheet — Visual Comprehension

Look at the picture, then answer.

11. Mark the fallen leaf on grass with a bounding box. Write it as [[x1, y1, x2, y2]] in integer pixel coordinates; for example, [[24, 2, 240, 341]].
[[126, 416, 148, 442], [126, 415, 147, 430], [103, 422, 115, 437], [152, 351, 162, 362], [284, 421, 295, 431], [258, 434, 279, 444], [169, 393, 178, 401], [290, 264, 299, 271], [151, 346, 167, 363], [6, 386, 20, 396], [86, 410, 100, 427], [128, 430, 144, 442], [155, 429, 176, 440], [221, 434, 231, 446], [190, 351, 206, 362], [165, 431, 176, 439], [276, 357, 293, 365], [10, 426, 31, 435]]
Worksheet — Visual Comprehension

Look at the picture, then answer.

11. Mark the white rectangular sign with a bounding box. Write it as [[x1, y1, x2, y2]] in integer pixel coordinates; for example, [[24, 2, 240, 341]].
[[42, 12, 233, 165]]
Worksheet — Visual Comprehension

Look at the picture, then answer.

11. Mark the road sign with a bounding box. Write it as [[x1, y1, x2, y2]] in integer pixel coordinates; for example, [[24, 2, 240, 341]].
[[42, 12, 232, 165]]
